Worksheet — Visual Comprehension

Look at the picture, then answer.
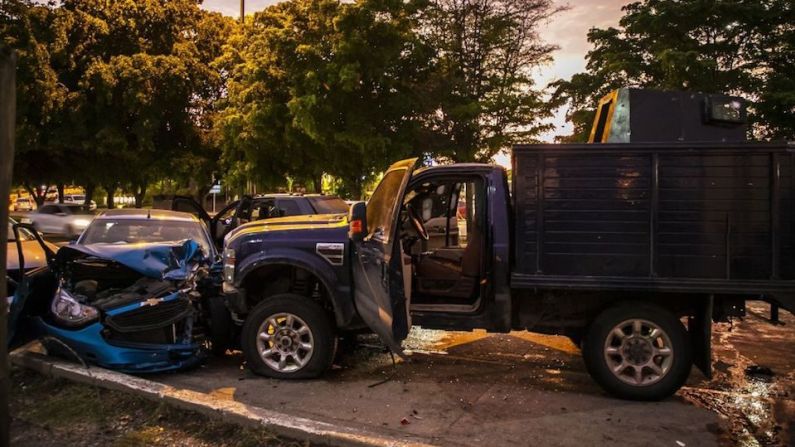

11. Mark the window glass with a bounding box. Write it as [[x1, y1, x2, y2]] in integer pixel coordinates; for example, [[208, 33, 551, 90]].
[[307, 196, 349, 214], [366, 170, 407, 241], [277, 199, 302, 216], [38, 205, 57, 214], [216, 202, 237, 220], [454, 181, 481, 247], [250, 200, 275, 220], [7, 220, 33, 241], [81, 219, 213, 256]]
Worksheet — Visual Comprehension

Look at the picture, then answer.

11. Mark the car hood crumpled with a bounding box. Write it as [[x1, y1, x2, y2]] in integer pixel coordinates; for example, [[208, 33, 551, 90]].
[[55, 239, 205, 280]]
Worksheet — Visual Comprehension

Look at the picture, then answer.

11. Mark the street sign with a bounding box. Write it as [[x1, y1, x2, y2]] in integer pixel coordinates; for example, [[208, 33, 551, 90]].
[[210, 185, 221, 194]]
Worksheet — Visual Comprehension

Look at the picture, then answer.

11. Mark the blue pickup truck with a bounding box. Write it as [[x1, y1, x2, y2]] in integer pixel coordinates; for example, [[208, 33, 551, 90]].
[[219, 90, 795, 400]]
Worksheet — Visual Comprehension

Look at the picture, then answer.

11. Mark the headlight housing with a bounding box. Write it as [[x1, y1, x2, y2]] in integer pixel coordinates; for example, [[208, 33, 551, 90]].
[[51, 285, 99, 327], [223, 248, 235, 284]]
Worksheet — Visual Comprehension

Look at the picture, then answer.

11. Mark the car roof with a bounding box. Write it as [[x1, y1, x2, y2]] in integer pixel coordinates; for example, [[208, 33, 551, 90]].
[[94, 208, 200, 222]]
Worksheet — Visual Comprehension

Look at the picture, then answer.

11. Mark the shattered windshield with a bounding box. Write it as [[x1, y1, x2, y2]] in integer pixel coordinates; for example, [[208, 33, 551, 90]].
[[80, 219, 213, 256]]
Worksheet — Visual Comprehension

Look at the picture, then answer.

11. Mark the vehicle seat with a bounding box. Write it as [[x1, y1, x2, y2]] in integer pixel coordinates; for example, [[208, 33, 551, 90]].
[[414, 223, 481, 300]]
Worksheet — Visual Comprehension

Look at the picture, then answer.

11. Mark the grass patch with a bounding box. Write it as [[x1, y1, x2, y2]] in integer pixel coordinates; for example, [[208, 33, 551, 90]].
[[10, 367, 311, 447]]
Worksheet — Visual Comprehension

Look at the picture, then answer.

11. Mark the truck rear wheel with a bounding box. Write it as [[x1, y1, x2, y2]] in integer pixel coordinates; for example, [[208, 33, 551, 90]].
[[241, 294, 336, 379], [582, 303, 692, 400]]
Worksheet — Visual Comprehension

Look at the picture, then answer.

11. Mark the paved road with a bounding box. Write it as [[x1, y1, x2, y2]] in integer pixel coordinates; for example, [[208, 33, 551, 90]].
[[149, 304, 795, 447]]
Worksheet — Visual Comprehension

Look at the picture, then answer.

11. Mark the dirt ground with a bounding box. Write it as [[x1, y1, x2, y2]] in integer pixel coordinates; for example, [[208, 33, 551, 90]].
[[9, 367, 307, 447]]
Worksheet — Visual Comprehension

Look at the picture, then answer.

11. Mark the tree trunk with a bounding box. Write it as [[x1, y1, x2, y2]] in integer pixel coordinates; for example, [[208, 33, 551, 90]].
[[346, 176, 363, 200], [0, 47, 17, 447], [104, 183, 116, 209], [84, 183, 95, 207], [314, 173, 323, 194], [23, 182, 46, 207], [133, 182, 147, 208], [56, 183, 64, 203]]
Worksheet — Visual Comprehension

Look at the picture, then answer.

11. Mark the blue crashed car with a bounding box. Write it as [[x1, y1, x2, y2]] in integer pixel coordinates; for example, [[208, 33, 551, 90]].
[[7, 229, 222, 373]]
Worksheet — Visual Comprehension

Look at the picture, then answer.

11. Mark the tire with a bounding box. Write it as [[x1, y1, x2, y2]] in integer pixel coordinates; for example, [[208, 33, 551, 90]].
[[582, 303, 692, 401], [241, 293, 336, 379], [207, 298, 234, 357]]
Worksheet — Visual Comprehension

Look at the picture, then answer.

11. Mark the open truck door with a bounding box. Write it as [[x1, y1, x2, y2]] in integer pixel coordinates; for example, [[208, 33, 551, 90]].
[[350, 159, 418, 355], [163, 195, 252, 248]]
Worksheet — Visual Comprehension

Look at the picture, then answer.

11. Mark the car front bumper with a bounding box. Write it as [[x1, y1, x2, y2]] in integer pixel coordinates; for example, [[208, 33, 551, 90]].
[[32, 317, 204, 373]]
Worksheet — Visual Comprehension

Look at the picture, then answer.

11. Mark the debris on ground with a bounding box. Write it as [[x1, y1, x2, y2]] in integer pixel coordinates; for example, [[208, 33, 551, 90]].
[[744, 365, 775, 377]]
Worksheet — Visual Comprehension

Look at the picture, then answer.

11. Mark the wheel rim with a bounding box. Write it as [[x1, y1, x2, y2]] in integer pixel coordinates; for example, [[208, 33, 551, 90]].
[[255, 312, 314, 373], [603, 319, 674, 386]]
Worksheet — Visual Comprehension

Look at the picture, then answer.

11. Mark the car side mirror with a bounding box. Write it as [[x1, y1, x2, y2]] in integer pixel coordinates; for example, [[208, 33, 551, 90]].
[[348, 201, 367, 243]]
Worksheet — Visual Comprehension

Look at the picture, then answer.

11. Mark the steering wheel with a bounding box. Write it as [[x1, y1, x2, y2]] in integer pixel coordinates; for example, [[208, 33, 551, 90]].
[[405, 204, 429, 241]]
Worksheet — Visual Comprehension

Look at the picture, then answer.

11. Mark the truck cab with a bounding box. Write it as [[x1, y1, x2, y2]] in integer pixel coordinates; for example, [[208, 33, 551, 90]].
[[221, 159, 513, 378]]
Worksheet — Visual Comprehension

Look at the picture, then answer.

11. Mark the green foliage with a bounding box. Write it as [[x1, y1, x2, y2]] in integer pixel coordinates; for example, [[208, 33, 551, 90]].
[[421, 0, 563, 162], [2, 0, 235, 206], [219, 0, 435, 198], [551, 0, 795, 142]]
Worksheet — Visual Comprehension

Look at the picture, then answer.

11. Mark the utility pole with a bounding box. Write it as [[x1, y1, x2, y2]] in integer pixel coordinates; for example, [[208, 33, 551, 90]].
[[240, 0, 245, 22], [0, 47, 17, 447]]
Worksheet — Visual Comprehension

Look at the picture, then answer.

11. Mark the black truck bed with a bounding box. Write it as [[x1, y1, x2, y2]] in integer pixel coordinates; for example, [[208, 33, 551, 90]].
[[510, 142, 795, 312]]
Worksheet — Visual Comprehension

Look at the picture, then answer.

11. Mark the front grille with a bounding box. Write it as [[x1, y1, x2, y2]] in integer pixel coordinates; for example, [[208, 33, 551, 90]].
[[105, 298, 193, 333]]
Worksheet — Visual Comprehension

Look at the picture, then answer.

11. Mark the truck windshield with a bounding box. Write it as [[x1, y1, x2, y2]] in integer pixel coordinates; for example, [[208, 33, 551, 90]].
[[307, 196, 348, 214], [365, 170, 406, 241]]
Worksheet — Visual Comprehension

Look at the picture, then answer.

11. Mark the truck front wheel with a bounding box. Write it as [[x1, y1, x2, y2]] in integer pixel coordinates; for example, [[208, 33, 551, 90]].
[[582, 303, 692, 400], [241, 294, 336, 379]]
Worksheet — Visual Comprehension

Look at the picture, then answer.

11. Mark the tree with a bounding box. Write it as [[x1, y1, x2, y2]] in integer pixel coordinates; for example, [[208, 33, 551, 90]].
[[551, 0, 795, 142], [0, 0, 68, 206], [420, 0, 563, 162], [219, 0, 435, 198]]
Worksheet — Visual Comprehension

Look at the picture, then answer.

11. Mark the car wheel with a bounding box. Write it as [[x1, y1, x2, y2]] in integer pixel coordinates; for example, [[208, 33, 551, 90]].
[[241, 293, 336, 379], [582, 303, 692, 401], [207, 297, 234, 357]]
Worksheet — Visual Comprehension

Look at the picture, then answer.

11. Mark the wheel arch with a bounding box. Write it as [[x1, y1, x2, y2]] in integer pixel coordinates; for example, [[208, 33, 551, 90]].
[[237, 251, 355, 328]]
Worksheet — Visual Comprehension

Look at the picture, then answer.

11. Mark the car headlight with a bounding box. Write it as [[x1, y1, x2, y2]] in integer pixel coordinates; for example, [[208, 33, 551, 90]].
[[51, 286, 98, 326], [73, 219, 91, 228], [223, 248, 235, 284]]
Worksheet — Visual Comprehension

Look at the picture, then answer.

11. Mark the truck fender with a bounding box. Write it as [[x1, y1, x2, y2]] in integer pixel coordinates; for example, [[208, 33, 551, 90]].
[[236, 247, 354, 327]]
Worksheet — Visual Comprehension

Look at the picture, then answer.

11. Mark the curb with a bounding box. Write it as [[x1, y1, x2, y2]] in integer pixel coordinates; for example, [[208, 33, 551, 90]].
[[11, 350, 436, 447]]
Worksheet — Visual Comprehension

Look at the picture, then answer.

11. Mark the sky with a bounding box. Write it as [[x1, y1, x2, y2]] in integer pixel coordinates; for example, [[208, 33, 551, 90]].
[[201, 0, 628, 163]]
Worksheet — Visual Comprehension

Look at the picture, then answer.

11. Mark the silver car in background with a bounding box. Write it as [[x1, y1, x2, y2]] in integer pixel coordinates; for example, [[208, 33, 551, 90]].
[[25, 203, 94, 237]]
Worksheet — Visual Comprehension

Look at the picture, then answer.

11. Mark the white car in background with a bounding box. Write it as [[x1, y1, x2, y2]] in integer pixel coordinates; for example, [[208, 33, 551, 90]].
[[26, 203, 94, 237], [13, 197, 34, 212], [63, 194, 97, 211]]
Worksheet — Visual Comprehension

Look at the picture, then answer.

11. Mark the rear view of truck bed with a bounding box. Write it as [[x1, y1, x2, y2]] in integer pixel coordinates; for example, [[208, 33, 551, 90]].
[[511, 142, 795, 312]]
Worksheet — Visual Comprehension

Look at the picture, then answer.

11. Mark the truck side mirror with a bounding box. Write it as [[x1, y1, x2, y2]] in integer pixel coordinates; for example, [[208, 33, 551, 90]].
[[349, 201, 367, 243]]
